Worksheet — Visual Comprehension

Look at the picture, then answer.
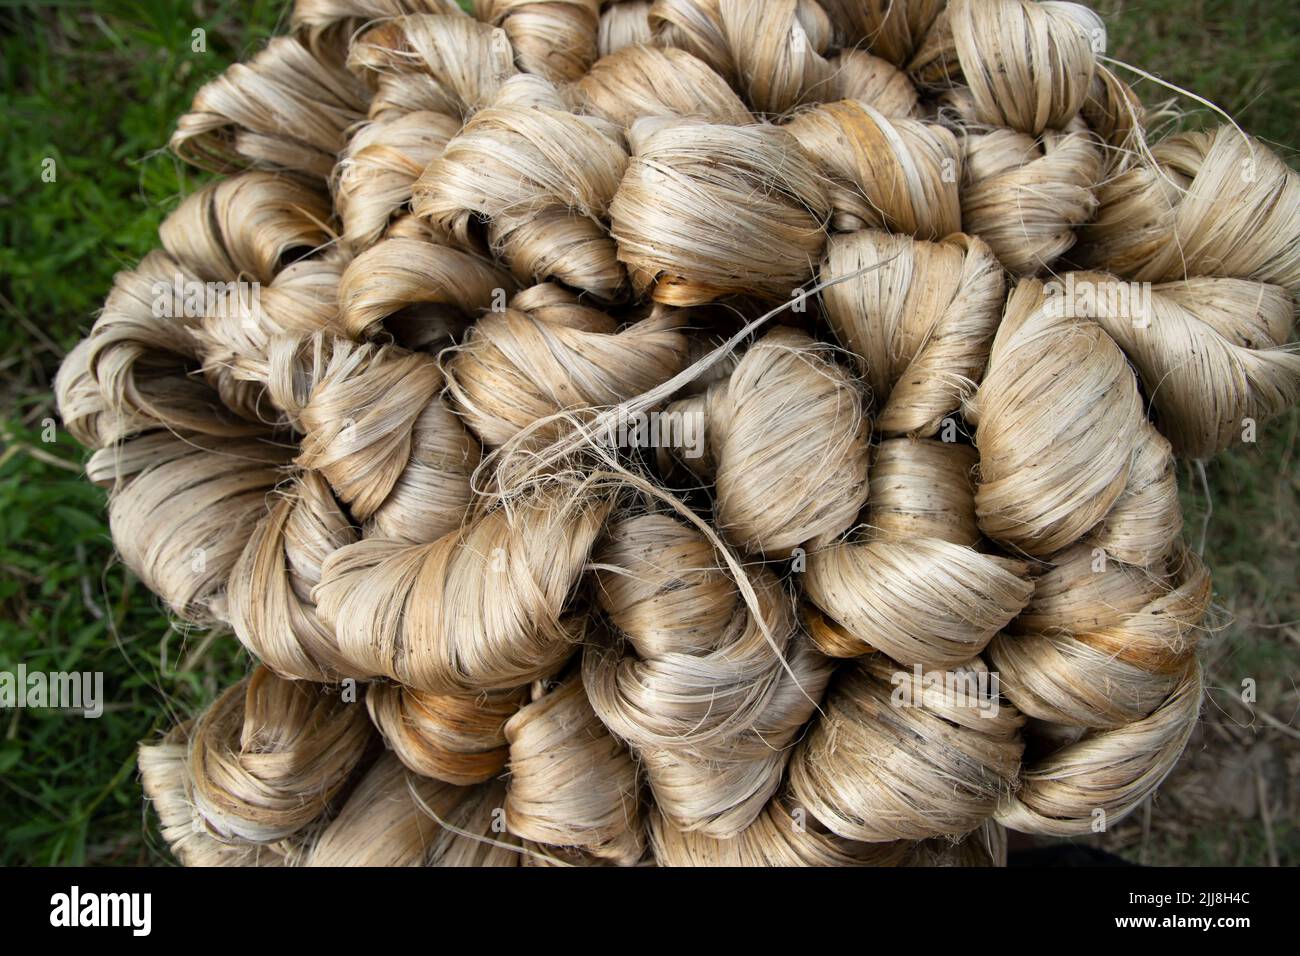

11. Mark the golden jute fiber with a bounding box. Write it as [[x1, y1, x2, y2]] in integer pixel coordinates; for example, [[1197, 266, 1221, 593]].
[[60, 0, 1300, 867]]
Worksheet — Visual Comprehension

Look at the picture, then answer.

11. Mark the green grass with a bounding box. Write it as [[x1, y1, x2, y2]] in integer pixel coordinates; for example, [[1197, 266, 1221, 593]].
[[1097, 0, 1299, 151], [0, 0, 283, 865], [0, 0, 1296, 865], [1089, 0, 1300, 867]]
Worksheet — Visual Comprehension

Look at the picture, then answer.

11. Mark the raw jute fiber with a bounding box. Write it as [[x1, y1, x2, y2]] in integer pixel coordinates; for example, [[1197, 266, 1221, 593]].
[[54, 0, 1300, 867]]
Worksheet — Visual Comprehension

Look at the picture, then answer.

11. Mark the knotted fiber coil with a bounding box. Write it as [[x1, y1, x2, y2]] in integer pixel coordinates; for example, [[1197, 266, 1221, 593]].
[[57, 0, 1300, 866]]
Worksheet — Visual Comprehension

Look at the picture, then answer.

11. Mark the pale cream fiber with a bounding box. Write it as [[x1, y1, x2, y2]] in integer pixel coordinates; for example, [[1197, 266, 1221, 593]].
[[820, 229, 1003, 436], [185, 666, 372, 844], [788, 654, 1025, 841], [584, 514, 834, 836], [305, 752, 521, 866], [661, 326, 870, 557], [58, 0, 1300, 867], [803, 438, 1033, 668], [503, 671, 645, 864], [785, 100, 961, 238], [139, 723, 296, 867], [444, 284, 690, 446], [610, 117, 831, 304], [315, 485, 611, 693], [368, 682, 525, 785]]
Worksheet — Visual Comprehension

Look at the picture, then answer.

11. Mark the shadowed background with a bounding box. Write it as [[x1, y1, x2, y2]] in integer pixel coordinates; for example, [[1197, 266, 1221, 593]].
[[0, 0, 1295, 865]]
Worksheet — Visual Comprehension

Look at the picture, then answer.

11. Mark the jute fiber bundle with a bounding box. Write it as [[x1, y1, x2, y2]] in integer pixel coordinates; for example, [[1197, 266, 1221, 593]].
[[53, 0, 1300, 866]]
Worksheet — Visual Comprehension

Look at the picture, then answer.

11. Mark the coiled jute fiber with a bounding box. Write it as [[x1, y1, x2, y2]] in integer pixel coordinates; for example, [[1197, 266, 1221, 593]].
[[54, 0, 1300, 866]]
